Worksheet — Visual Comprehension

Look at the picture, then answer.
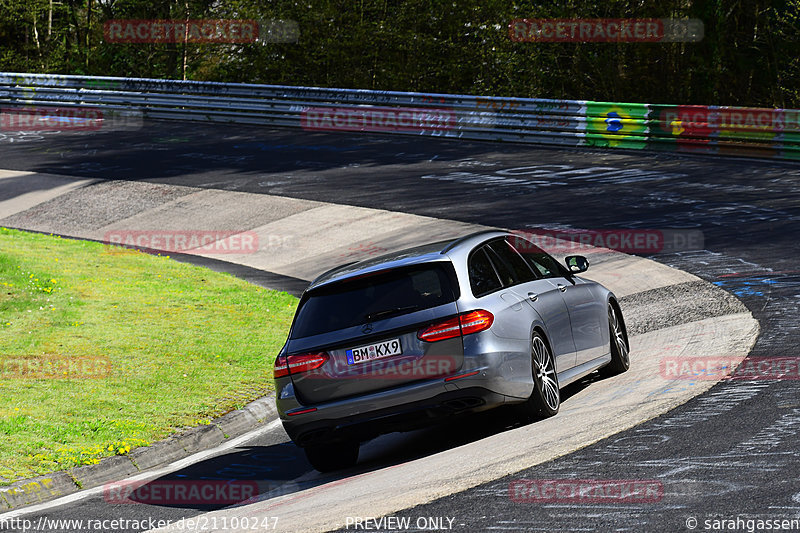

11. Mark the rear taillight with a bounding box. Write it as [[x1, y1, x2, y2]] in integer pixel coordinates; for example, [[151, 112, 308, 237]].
[[418, 316, 462, 342], [459, 310, 494, 335], [273, 352, 329, 378], [418, 310, 494, 342]]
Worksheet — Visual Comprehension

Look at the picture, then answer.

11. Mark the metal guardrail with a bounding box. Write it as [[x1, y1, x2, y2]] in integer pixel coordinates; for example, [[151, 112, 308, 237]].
[[1, 72, 798, 160]]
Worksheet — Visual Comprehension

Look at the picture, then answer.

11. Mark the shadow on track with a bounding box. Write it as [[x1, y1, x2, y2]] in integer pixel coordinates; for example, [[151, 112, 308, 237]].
[[126, 373, 600, 513]]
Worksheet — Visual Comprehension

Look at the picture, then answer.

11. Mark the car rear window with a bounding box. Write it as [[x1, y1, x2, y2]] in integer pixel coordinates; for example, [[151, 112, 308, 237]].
[[468, 247, 503, 297], [291, 263, 459, 339], [486, 239, 537, 285], [508, 234, 568, 279]]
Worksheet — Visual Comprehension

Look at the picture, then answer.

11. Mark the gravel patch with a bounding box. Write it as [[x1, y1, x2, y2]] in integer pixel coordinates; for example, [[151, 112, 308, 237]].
[[1, 180, 197, 232], [619, 280, 748, 336]]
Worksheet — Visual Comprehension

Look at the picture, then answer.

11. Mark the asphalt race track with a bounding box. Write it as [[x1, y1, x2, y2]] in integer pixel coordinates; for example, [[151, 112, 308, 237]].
[[1, 122, 799, 532]]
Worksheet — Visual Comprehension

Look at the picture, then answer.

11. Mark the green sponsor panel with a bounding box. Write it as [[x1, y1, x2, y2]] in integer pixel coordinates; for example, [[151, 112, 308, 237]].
[[717, 108, 784, 157], [719, 127, 777, 143], [584, 101, 648, 148], [781, 131, 800, 160], [646, 104, 679, 150], [583, 132, 648, 150], [784, 110, 800, 133], [716, 107, 782, 151], [781, 110, 800, 159]]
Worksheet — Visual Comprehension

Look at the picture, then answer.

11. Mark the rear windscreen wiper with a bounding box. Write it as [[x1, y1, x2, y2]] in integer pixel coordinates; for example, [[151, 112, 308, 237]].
[[364, 305, 419, 321]]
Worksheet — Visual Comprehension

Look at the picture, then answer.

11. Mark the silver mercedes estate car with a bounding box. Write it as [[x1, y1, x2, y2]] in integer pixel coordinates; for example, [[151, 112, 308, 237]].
[[273, 229, 629, 472]]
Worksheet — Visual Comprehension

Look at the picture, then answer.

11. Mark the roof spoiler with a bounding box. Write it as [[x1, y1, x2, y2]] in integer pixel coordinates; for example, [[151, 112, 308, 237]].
[[310, 261, 359, 286], [441, 229, 506, 254]]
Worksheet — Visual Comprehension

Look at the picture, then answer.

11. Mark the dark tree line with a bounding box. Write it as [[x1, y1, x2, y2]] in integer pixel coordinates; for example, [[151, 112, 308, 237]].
[[1, 0, 798, 107]]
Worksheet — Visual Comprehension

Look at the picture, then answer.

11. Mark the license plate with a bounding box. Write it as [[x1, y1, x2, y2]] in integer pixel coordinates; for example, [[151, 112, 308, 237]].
[[346, 338, 402, 365]]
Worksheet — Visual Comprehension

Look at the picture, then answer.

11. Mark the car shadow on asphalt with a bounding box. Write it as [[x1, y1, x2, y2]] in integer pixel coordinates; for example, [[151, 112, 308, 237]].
[[124, 372, 602, 513]]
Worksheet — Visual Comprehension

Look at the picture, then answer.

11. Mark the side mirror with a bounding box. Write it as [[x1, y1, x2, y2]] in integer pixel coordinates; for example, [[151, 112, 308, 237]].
[[565, 255, 589, 274]]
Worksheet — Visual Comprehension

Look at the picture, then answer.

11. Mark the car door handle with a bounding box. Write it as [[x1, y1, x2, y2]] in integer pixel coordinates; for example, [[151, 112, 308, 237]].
[[527, 292, 538, 301], [557, 284, 567, 292]]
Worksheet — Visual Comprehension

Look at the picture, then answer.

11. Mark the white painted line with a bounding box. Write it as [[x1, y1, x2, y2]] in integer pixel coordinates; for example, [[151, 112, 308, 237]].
[[0, 419, 283, 518]]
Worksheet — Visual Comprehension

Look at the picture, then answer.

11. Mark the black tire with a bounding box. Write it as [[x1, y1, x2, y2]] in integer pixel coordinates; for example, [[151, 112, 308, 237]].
[[518, 331, 560, 420], [304, 440, 359, 473], [601, 302, 630, 377]]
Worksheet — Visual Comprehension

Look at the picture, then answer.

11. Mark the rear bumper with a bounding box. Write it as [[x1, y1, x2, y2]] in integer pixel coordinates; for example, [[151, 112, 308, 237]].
[[276, 340, 536, 447], [279, 380, 510, 447]]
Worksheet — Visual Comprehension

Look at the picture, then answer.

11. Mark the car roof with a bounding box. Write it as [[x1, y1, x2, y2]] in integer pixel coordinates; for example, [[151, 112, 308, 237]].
[[308, 229, 507, 291]]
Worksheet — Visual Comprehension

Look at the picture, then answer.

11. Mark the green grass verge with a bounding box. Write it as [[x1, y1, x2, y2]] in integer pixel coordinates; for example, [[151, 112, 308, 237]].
[[0, 227, 298, 484]]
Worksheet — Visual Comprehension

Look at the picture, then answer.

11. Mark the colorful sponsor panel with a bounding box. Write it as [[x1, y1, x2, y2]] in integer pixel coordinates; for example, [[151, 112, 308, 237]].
[[649, 104, 713, 153], [584, 102, 648, 149], [649, 104, 793, 156]]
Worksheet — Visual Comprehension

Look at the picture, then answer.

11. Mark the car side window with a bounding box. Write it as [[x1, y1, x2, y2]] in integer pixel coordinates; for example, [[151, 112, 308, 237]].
[[468, 247, 503, 297], [508, 235, 566, 279], [486, 239, 537, 285]]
